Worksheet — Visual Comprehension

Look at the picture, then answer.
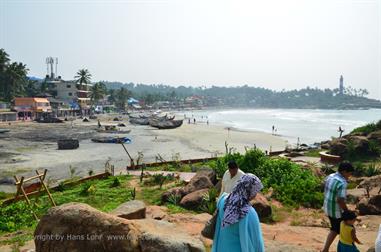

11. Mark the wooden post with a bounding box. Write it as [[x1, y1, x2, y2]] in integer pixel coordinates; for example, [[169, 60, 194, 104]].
[[121, 143, 134, 169], [36, 170, 56, 206], [14, 176, 38, 220]]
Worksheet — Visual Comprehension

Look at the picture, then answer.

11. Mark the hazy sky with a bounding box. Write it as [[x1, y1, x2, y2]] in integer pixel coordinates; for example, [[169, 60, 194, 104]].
[[1, 0, 380, 99]]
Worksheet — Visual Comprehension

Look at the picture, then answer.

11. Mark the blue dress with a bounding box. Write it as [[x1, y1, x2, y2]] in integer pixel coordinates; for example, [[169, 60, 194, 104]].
[[212, 193, 265, 252]]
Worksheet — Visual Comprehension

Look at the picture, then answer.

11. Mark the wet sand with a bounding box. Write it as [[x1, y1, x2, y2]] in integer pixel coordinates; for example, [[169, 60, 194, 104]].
[[0, 114, 286, 192]]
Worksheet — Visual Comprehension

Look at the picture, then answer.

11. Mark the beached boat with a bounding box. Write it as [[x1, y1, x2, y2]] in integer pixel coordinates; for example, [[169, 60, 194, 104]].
[[97, 129, 131, 134], [91, 137, 132, 144], [0, 129, 10, 133], [149, 119, 183, 129], [129, 117, 149, 125], [35, 117, 63, 123]]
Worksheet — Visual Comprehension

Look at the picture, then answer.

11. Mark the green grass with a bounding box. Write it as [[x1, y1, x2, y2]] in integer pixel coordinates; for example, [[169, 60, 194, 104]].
[[0, 175, 134, 235], [304, 149, 322, 158]]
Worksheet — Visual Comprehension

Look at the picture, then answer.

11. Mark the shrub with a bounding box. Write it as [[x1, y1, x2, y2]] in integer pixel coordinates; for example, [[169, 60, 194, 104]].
[[351, 123, 378, 135], [111, 177, 121, 187], [200, 188, 218, 214], [80, 182, 96, 196], [56, 182, 66, 192], [212, 148, 324, 208]]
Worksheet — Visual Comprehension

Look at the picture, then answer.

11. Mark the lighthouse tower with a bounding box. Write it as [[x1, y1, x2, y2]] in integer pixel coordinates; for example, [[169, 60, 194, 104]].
[[339, 75, 344, 95]]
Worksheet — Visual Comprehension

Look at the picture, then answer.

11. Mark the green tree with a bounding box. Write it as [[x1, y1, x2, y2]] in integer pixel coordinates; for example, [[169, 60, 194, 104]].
[[74, 69, 92, 90], [2, 61, 28, 101], [115, 87, 131, 111], [90, 82, 107, 106]]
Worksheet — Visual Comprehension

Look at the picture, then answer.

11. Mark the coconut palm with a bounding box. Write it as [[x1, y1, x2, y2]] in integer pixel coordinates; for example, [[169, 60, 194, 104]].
[[2, 62, 28, 101], [90, 82, 107, 106], [74, 69, 92, 90]]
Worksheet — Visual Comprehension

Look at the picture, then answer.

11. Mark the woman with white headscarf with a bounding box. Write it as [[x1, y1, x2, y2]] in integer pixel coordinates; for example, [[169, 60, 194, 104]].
[[212, 173, 265, 252]]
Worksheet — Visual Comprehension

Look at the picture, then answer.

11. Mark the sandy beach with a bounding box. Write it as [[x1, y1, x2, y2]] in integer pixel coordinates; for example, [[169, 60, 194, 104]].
[[0, 114, 286, 192]]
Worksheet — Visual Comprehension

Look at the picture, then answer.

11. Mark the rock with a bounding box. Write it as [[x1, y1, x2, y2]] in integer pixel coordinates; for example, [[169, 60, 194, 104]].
[[250, 193, 272, 220], [34, 202, 205, 252], [180, 189, 209, 210], [161, 187, 185, 204], [367, 130, 381, 144], [358, 175, 381, 191], [348, 136, 370, 154], [0, 177, 14, 185], [110, 200, 146, 220], [347, 188, 367, 204], [57, 139, 79, 150], [329, 138, 348, 156], [183, 176, 213, 195], [134, 219, 205, 252], [366, 246, 375, 252], [146, 206, 167, 220], [196, 167, 217, 184], [346, 188, 366, 204], [89, 115, 97, 119], [357, 195, 381, 215]]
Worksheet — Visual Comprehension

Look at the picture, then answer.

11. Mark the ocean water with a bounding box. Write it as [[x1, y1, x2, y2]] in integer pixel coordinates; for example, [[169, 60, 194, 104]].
[[185, 108, 381, 145]]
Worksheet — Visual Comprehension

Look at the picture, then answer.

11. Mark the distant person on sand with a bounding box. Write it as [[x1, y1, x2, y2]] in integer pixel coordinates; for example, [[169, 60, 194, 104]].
[[98, 119, 101, 128], [207, 120, 209, 125], [322, 161, 354, 252], [337, 210, 362, 252], [220, 160, 245, 196], [188, 118, 191, 124], [212, 174, 265, 252], [272, 125, 275, 134], [193, 118, 196, 124], [338, 126, 345, 138]]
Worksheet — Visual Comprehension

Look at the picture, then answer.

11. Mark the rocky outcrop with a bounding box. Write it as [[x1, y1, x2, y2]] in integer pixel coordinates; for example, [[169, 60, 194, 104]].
[[161, 187, 185, 204], [347, 136, 370, 154], [110, 200, 146, 220], [329, 138, 348, 156], [162, 168, 215, 204], [368, 130, 381, 144], [358, 175, 381, 191], [34, 203, 205, 252], [357, 195, 381, 215], [250, 193, 272, 220], [180, 189, 209, 210]]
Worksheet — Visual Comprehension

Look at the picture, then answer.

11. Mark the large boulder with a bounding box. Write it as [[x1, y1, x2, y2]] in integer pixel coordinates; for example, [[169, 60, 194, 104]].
[[250, 193, 272, 220], [348, 136, 370, 154], [34, 202, 205, 252], [196, 167, 217, 185], [110, 200, 146, 220], [183, 175, 213, 196], [329, 138, 348, 156], [161, 187, 185, 204], [180, 188, 209, 210], [357, 195, 381, 215]]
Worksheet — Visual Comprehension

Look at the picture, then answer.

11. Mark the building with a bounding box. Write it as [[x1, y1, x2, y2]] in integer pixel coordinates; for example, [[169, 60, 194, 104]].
[[339, 75, 344, 95], [13, 97, 52, 119]]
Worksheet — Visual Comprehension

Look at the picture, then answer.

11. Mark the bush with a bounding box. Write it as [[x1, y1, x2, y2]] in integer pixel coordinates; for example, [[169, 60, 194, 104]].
[[80, 182, 96, 196], [351, 122, 378, 135], [111, 177, 121, 187], [200, 188, 218, 214], [212, 148, 323, 208]]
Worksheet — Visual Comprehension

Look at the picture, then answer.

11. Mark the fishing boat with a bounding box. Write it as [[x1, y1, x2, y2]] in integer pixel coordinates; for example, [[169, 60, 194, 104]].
[[149, 119, 183, 129], [91, 137, 132, 144], [0, 129, 10, 133]]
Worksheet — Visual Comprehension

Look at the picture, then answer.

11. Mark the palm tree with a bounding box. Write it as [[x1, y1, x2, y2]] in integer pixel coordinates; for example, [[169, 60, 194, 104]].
[[90, 82, 107, 106], [115, 87, 131, 111], [74, 69, 92, 90], [3, 62, 28, 101]]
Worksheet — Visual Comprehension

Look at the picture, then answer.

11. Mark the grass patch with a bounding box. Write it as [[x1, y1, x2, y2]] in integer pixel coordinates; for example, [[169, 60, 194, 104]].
[[0, 175, 133, 234], [0, 228, 34, 246], [166, 204, 197, 214], [138, 186, 167, 205], [304, 149, 322, 158]]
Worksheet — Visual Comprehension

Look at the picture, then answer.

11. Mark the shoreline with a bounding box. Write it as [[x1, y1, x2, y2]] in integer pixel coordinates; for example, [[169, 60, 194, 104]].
[[0, 115, 286, 193]]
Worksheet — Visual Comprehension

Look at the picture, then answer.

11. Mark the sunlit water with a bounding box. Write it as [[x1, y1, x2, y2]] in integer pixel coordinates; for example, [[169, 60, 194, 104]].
[[184, 108, 381, 145]]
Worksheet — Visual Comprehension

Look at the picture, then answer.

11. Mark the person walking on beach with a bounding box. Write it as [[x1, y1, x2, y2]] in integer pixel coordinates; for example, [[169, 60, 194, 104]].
[[220, 160, 245, 196], [272, 125, 275, 134], [322, 161, 354, 252], [212, 174, 265, 252], [337, 210, 362, 252], [193, 118, 196, 124]]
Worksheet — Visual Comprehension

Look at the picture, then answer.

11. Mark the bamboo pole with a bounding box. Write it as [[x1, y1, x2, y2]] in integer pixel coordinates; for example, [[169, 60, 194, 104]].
[[36, 170, 56, 206]]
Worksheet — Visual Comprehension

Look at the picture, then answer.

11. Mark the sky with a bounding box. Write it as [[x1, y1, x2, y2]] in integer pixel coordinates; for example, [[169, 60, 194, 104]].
[[1, 0, 380, 99]]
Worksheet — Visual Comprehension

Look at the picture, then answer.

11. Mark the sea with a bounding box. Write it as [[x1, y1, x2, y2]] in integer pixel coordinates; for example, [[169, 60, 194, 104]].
[[184, 108, 381, 145]]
